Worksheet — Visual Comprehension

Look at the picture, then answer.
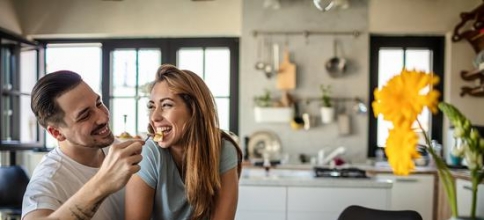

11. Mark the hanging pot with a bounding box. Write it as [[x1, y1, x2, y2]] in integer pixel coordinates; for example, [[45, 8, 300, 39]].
[[325, 39, 347, 78]]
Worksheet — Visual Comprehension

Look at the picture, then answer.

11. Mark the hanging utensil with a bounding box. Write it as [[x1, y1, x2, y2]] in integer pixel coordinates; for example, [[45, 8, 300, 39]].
[[255, 36, 266, 71], [263, 37, 273, 78], [325, 38, 347, 78]]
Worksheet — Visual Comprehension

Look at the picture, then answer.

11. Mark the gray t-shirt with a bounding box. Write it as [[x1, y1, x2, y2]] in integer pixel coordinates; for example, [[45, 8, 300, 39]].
[[137, 139, 238, 220]]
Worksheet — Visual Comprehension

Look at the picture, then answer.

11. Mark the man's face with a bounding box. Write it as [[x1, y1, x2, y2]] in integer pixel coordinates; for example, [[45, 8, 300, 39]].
[[49, 82, 114, 149]]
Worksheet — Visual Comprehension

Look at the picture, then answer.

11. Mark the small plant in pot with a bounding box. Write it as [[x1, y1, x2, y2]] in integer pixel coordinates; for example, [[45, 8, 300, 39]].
[[254, 89, 272, 107], [320, 84, 335, 124]]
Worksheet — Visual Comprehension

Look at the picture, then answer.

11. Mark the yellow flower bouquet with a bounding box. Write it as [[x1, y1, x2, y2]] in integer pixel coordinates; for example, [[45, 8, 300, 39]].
[[372, 69, 484, 219]]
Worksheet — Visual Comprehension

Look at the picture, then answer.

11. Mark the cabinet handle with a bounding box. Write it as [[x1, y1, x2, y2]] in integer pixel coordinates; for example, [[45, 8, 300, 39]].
[[395, 178, 418, 182], [463, 185, 472, 191]]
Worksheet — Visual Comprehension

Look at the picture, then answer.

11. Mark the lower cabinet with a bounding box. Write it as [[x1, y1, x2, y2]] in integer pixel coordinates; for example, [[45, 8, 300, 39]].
[[286, 187, 391, 220], [236, 185, 391, 220], [236, 186, 287, 220], [455, 179, 484, 217], [375, 174, 435, 220]]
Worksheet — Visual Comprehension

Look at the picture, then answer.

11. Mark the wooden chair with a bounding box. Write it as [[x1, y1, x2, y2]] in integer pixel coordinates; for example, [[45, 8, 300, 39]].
[[337, 205, 423, 220]]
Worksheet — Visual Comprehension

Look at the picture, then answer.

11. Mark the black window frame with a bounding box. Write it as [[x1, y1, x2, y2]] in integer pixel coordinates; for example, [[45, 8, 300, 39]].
[[37, 37, 240, 138], [368, 35, 445, 157]]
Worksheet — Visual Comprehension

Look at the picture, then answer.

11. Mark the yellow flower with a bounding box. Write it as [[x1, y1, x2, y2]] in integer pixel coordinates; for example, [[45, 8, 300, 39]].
[[372, 69, 440, 126], [384, 123, 419, 175]]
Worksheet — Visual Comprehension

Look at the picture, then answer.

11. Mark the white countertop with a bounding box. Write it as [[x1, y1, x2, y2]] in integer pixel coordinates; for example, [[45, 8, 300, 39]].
[[239, 167, 393, 188]]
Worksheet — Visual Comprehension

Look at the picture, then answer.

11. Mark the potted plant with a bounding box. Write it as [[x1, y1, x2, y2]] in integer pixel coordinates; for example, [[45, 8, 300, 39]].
[[253, 89, 291, 123], [320, 84, 335, 124]]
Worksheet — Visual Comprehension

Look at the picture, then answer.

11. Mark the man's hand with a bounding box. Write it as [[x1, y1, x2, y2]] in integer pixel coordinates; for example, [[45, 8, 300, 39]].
[[94, 140, 144, 195]]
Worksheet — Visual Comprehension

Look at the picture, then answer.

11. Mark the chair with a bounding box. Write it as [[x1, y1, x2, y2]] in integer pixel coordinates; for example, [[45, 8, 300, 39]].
[[337, 205, 423, 220], [0, 165, 30, 219]]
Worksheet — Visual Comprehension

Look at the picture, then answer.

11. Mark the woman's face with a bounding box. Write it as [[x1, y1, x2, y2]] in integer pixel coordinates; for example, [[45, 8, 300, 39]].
[[148, 81, 190, 148]]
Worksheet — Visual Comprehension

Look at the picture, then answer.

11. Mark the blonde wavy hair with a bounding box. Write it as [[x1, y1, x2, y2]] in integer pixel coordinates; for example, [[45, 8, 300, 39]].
[[148, 64, 241, 219]]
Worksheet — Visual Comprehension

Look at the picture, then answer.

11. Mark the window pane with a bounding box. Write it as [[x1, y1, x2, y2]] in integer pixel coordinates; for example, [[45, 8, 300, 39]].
[[405, 49, 431, 72], [1, 96, 12, 140], [138, 97, 150, 135], [205, 48, 230, 96], [138, 49, 161, 96], [112, 50, 137, 97], [46, 44, 102, 93], [177, 48, 203, 77], [378, 49, 404, 87], [20, 95, 37, 143], [20, 50, 37, 93], [111, 98, 137, 137], [215, 97, 229, 131]]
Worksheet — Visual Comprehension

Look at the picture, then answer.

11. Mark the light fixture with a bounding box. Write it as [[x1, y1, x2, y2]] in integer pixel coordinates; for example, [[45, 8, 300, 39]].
[[313, 0, 349, 12], [263, 0, 281, 10]]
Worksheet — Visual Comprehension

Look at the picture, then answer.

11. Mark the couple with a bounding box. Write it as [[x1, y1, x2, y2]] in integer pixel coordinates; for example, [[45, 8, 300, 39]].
[[22, 64, 242, 220]]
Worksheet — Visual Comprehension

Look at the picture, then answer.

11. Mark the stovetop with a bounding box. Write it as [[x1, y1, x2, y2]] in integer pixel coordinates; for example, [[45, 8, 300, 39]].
[[313, 167, 368, 178]]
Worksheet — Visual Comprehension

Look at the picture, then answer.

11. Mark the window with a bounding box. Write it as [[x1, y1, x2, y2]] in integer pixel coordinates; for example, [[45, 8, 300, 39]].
[[368, 36, 445, 157], [0, 29, 42, 151], [41, 38, 239, 147]]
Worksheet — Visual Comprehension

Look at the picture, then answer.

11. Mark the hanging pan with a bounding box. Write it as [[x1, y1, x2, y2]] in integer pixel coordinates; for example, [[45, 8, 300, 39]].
[[325, 39, 347, 78]]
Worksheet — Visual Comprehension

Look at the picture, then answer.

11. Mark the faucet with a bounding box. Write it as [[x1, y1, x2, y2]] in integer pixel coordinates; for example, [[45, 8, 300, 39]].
[[317, 146, 346, 166]]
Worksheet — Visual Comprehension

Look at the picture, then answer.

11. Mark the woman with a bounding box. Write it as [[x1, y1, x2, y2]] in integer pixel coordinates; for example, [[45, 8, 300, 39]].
[[125, 64, 242, 220]]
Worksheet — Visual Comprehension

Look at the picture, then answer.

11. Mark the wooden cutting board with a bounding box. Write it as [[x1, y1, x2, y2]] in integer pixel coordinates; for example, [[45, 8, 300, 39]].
[[277, 49, 296, 90]]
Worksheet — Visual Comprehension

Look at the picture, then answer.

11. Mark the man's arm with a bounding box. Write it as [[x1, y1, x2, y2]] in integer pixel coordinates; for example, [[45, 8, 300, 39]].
[[23, 140, 143, 220]]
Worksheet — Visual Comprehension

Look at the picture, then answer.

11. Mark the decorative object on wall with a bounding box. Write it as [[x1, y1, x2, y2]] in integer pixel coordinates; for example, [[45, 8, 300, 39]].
[[452, 2, 484, 97], [452, 3, 484, 53], [459, 69, 484, 97]]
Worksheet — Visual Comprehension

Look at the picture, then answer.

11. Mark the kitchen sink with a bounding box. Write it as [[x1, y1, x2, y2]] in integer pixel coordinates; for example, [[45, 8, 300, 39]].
[[313, 167, 368, 178]]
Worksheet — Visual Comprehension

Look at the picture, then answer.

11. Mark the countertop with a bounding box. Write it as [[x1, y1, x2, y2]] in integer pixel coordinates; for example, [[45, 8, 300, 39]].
[[241, 162, 482, 184], [239, 166, 392, 188]]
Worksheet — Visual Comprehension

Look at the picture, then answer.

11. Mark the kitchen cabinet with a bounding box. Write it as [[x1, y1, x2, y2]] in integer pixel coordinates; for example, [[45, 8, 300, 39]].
[[236, 186, 286, 220], [236, 184, 391, 220], [376, 174, 435, 220], [286, 186, 391, 220], [455, 179, 484, 217]]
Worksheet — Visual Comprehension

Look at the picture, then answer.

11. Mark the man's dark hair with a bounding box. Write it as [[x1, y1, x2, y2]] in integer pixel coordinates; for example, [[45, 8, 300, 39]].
[[31, 70, 83, 128]]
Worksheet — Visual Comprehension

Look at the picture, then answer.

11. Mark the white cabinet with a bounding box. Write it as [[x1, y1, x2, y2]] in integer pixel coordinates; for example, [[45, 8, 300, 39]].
[[237, 184, 391, 220], [236, 186, 286, 220], [376, 174, 434, 220], [286, 186, 391, 220], [455, 179, 484, 217]]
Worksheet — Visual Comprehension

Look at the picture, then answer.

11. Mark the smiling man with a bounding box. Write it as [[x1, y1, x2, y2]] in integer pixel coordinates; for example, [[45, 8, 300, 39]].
[[22, 70, 144, 220]]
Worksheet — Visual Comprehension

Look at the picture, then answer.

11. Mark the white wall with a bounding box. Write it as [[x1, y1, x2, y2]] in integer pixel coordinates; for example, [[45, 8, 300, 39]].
[[13, 0, 241, 38], [0, 0, 22, 34]]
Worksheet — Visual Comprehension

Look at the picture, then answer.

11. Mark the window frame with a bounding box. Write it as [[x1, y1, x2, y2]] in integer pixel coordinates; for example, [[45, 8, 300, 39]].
[[0, 27, 43, 152], [368, 35, 445, 157]]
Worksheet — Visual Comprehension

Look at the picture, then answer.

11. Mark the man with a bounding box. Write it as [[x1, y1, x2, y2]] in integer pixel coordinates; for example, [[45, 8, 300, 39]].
[[22, 70, 143, 220]]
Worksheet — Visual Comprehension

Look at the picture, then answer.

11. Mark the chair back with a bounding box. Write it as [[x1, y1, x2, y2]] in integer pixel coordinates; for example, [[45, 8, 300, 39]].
[[0, 165, 30, 209], [337, 205, 423, 220]]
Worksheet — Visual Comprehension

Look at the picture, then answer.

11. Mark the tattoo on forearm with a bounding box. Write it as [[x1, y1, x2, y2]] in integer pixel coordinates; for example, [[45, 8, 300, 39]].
[[69, 201, 103, 220]]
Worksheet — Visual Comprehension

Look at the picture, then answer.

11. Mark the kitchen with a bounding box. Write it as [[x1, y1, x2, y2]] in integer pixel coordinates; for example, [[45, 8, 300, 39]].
[[1, 0, 483, 219]]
